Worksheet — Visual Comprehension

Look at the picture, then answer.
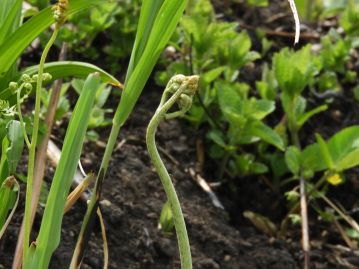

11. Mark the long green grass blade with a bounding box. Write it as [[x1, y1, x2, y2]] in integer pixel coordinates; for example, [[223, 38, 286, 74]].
[[115, 0, 188, 126], [0, 0, 22, 46], [125, 0, 164, 78], [24, 73, 101, 269], [0, 0, 104, 83]]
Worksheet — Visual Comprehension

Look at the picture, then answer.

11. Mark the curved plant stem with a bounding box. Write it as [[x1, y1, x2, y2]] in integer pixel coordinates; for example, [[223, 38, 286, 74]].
[[23, 26, 59, 263], [146, 75, 199, 269]]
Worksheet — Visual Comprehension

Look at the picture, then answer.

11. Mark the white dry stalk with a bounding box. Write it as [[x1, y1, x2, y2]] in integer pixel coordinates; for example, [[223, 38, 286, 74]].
[[287, 0, 300, 44]]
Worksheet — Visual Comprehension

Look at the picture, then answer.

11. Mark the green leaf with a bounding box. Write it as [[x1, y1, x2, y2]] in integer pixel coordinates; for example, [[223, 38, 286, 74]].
[[24, 61, 121, 87], [0, 0, 22, 46], [251, 162, 268, 174], [159, 201, 174, 233], [273, 46, 313, 95], [207, 129, 227, 148], [116, 0, 188, 127], [125, 0, 164, 78], [217, 82, 242, 115], [256, 64, 277, 100], [285, 146, 301, 176], [25, 73, 101, 269], [0, 176, 18, 234], [302, 126, 359, 172], [249, 99, 275, 120], [297, 105, 328, 128], [337, 147, 359, 171], [242, 120, 284, 150], [0, 137, 9, 185], [5, 120, 24, 174], [202, 67, 226, 85], [1, 61, 121, 101], [0, 0, 104, 87], [315, 133, 334, 170]]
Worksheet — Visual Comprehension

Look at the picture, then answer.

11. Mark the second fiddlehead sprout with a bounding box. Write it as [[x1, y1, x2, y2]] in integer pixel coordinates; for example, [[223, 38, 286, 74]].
[[146, 74, 199, 269]]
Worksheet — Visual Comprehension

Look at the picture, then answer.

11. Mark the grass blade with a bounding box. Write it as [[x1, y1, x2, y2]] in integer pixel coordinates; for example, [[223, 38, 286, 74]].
[[125, 0, 164, 78], [0, 0, 104, 87], [0, 0, 22, 46], [24, 73, 101, 269], [115, 0, 188, 127]]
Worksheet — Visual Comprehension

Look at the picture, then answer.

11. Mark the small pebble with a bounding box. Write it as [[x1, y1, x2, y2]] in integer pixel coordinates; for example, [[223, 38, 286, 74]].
[[100, 199, 112, 207]]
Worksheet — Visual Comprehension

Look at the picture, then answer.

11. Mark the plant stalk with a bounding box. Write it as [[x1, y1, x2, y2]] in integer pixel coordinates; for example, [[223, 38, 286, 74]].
[[146, 75, 199, 269], [23, 26, 59, 263], [13, 42, 67, 269], [290, 123, 310, 269]]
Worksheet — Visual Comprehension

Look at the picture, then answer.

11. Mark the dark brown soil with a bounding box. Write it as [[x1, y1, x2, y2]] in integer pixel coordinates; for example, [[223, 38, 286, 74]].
[[2, 86, 358, 269], [0, 89, 300, 269]]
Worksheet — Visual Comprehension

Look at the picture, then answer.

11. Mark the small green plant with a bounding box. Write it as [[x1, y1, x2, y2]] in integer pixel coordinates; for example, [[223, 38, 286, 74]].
[[157, 0, 285, 179]]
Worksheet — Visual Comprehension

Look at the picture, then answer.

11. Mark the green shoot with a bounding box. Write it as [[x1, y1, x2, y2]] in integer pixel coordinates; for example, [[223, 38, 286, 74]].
[[146, 74, 199, 269]]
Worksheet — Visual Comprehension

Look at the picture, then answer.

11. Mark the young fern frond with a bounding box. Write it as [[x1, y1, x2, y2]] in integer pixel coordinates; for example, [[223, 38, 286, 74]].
[[146, 75, 199, 269]]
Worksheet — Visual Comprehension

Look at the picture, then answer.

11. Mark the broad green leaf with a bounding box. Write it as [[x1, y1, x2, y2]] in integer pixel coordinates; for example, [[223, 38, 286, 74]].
[[302, 126, 359, 172], [0, 0, 104, 87], [202, 67, 226, 85], [315, 133, 334, 170], [242, 120, 285, 150], [249, 99, 275, 120], [5, 120, 24, 174], [273, 45, 313, 95], [337, 148, 359, 171], [217, 31, 259, 70], [217, 82, 242, 115], [285, 146, 301, 176], [25, 73, 101, 269], [207, 129, 227, 148]]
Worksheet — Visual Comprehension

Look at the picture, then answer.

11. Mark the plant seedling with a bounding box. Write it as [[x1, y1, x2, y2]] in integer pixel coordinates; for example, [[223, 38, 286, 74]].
[[146, 74, 199, 269]]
